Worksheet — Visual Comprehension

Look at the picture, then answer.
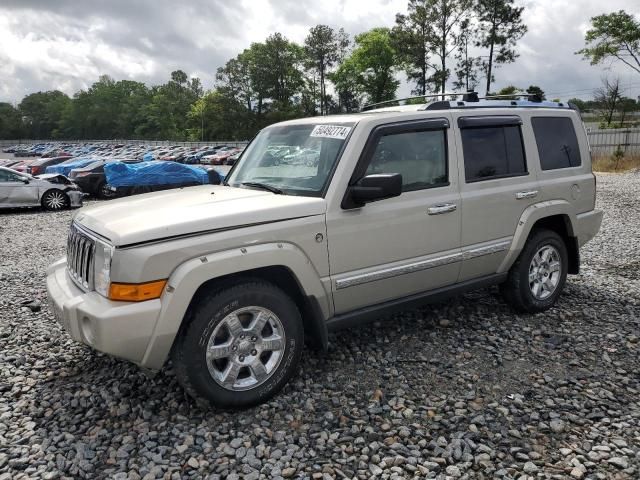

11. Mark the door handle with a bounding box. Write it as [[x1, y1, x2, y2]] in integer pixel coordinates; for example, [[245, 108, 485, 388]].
[[428, 203, 457, 215], [516, 190, 538, 200]]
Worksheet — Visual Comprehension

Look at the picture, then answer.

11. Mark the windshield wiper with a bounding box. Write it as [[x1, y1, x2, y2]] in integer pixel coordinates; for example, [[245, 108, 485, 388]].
[[240, 182, 284, 194]]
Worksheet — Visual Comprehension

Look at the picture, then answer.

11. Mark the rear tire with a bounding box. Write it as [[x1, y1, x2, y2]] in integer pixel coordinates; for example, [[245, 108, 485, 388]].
[[501, 229, 568, 313], [172, 280, 303, 409], [41, 190, 69, 211]]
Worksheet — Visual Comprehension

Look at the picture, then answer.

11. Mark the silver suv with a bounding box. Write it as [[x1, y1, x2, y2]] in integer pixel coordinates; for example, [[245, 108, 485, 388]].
[[47, 97, 603, 408]]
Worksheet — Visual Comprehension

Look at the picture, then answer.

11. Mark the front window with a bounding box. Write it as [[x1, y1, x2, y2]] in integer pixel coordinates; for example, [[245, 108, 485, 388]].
[[227, 122, 355, 196]]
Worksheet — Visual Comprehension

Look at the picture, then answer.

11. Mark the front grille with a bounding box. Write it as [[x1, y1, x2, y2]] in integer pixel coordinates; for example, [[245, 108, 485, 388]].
[[66, 224, 96, 290]]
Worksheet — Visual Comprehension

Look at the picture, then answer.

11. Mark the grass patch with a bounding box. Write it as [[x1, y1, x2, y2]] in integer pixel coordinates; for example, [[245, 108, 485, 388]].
[[592, 153, 640, 173]]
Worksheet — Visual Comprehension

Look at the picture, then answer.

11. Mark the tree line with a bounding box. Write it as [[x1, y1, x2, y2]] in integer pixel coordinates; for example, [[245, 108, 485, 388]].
[[0, 3, 638, 141]]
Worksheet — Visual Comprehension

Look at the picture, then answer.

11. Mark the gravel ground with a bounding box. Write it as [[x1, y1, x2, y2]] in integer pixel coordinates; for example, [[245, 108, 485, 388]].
[[1, 173, 639, 480]]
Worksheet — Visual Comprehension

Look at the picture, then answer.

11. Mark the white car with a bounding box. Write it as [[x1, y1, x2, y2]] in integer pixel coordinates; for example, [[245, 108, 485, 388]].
[[0, 166, 83, 210]]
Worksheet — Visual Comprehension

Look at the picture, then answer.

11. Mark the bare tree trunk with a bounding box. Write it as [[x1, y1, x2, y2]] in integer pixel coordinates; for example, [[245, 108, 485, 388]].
[[485, 13, 497, 95], [319, 60, 325, 115]]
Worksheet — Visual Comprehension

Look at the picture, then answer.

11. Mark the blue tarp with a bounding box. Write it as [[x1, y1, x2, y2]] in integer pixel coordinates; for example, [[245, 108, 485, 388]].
[[142, 152, 156, 162], [45, 157, 99, 176], [104, 161, 209, 187]]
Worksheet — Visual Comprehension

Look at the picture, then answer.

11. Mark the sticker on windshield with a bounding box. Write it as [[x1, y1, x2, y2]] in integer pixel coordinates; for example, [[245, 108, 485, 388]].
[[310, 125, 352, 140]]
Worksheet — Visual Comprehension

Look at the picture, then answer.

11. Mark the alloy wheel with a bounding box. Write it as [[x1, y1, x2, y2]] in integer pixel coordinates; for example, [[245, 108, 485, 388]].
[[206, 306, 286, 391], [528, 245, 562, 300], [45, 191, 67, 210]]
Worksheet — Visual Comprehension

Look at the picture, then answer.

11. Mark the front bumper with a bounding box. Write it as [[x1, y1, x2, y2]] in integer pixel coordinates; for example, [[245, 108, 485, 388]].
[[46, 257, 162, 366], [67, 190, 84, 208]]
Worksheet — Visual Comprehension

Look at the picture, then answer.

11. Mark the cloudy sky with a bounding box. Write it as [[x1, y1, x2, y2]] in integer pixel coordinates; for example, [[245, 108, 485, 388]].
[[1, 0, 639, 104]]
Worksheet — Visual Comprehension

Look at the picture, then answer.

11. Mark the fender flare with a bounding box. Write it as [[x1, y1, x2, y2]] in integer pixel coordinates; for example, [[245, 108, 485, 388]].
[[140, 242, 331, 370], [497, 200, 576, 274]]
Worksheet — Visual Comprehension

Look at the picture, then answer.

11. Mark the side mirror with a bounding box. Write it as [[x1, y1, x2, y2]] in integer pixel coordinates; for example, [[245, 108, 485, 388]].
[[21, 178, 30, 184], [343, 173, 402, 209]]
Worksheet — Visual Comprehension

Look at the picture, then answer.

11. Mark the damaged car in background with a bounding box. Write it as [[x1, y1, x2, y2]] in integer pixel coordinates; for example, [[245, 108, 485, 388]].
[[0, 166, 83, 210]]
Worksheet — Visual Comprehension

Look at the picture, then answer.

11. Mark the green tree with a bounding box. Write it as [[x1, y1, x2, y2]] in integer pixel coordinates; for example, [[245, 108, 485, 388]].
[[19, 90, 71, 138], [253, 33, 305, 108], [454, 18, 483, 91], [392, 0, 432, 96], [426, 0, 473, 95], [567, 98, 587, 111], [475, 0, 527, 95], [186, 91, 246, 141], [526, 85, 546, 100], [492, 85, 520, 99], [304, 25, 350, 115], [577, 10, 640, 75], [216, 50, 256, 135], [216, 50, 254, 112], [340, 28, 399, 105], [135, 70, 202, 140], [0, 103, 24, 139], [328, 60, 362, 112]]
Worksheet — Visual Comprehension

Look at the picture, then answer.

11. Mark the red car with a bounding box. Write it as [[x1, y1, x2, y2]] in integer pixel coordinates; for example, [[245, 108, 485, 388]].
[[205, 148, 241, 165], [10, 159, 39, 173]]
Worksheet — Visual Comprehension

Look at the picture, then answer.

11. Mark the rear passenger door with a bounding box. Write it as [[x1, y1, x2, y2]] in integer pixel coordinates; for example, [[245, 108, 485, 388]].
[[453, 115, 540, 281]]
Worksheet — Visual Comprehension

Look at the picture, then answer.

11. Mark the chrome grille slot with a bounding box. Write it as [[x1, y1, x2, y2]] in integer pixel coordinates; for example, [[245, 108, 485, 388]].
[[66, 224, 96, 290]]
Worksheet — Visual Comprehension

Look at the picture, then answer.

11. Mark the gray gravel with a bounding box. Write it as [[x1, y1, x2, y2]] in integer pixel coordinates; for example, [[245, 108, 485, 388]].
[[1, 173, 639, 480]]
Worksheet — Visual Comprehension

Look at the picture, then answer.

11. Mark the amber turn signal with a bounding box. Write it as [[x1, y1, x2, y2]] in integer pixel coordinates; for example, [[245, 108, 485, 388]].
[[108, 280, 167, 302]]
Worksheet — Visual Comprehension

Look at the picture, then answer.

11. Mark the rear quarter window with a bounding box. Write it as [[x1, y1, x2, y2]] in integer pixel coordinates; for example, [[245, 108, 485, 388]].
[[531, 117, 581, 170]]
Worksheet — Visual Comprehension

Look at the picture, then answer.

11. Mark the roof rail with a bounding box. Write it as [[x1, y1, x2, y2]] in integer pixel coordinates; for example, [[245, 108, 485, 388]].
[[361, 91, 571, 112], [361, 91, 478, 111]]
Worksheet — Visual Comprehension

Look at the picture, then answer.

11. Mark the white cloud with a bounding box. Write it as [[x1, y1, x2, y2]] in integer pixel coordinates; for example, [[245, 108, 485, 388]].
[[0, 0, 639, 103]]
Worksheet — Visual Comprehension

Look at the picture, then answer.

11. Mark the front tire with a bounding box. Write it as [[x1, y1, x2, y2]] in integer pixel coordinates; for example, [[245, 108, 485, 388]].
[[41, 190, 69, 211], [172, 280, 303, 409], [501, 229, 568, 313]]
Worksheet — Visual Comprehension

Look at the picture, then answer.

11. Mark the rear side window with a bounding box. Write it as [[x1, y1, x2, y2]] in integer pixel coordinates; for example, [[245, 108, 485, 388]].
[[532, 117, 581, 170], [460, 125, 527, 182]]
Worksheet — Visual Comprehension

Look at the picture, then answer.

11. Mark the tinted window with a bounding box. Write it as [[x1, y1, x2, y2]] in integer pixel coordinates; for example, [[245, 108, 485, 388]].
[[532, 117, 581, 170], [461, 125, 526, 182], [364, 129, 448, 191]]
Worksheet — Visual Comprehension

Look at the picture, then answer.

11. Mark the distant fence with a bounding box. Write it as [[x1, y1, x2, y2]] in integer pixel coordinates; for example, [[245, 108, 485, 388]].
[[2, 130, 640, 156], [586, 128, 640, 156]]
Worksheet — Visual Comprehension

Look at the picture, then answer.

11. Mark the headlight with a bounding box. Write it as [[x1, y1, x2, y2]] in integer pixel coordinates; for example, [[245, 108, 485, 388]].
[[94, 241, 113, 297]]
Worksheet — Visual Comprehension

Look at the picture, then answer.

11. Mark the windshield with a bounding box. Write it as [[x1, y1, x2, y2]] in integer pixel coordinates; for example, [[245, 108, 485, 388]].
[[227, 122, 355, 196]]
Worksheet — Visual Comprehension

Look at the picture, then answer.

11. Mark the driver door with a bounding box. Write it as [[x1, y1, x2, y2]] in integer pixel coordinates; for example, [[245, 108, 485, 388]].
[[326, 118, 462, 314]]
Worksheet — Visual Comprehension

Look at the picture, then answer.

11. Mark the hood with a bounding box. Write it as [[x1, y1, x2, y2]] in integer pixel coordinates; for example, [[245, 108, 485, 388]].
[[74, 185, 327, 246]]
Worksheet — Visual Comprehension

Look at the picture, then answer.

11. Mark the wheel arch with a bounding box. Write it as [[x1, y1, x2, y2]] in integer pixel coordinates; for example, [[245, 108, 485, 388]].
[[140, 242, 331, 370], [178, 265, 328, 353], [499, 201, 580, 274], [529, 215, 579, 274]]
